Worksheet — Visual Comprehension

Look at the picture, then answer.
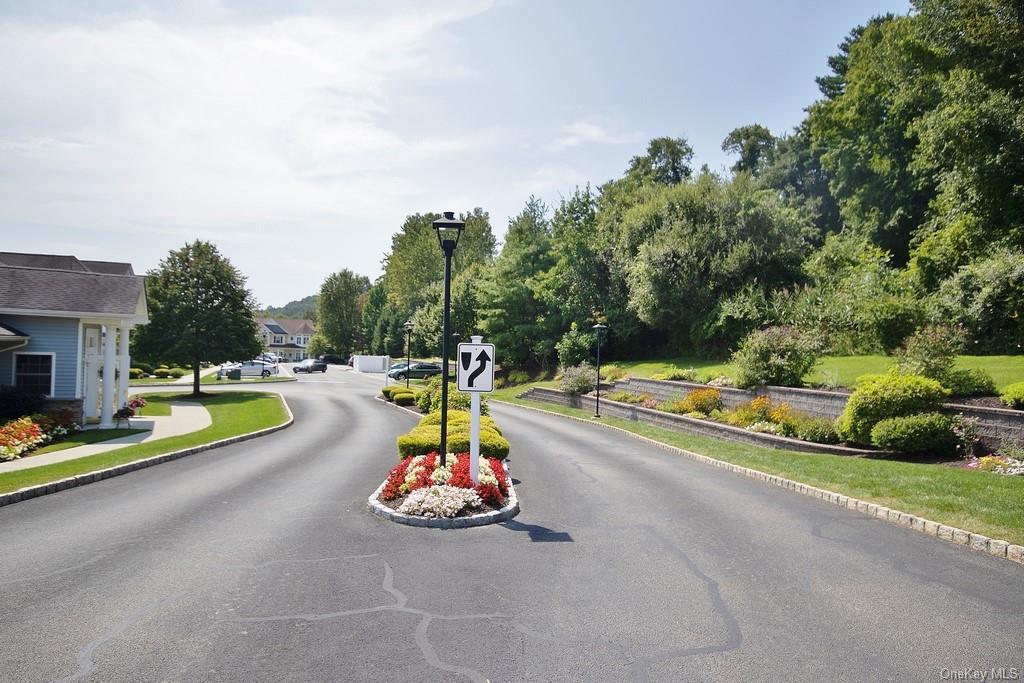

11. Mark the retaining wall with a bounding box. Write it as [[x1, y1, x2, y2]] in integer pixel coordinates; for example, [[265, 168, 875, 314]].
[[613, 377, 1024, 449]]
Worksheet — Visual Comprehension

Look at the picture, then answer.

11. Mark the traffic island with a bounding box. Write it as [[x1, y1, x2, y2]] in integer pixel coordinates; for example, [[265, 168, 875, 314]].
[[367, 454, 519, 528]]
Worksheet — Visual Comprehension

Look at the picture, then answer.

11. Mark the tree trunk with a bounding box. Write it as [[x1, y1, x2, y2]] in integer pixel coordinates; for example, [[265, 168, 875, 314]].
[[192, 361, 201, 397]]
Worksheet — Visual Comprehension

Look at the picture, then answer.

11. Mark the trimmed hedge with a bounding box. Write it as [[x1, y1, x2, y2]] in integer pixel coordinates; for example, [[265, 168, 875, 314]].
[[153, 368, 172, 378], [396, 424, 510, 460], [870, 413, 957, 456], [168, 368, 187, 378], [393, 391, 416, 406], [418, 410, 501, 435], [836, 373, 948, 445], [795, 417, 840, 445], [1000, 381, 1024, 409], [129, 368, 145, 379], [944, 367, 997, 397]]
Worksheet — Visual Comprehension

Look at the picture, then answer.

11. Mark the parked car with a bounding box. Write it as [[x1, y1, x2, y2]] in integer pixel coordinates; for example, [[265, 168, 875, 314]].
[[294, 358, 327, 373], [219, 360, 279, 378], [387, 362, 442, 380], [389, 361, 410, 372], [319, 354, 345, 365], [257, 353, 280, 364]]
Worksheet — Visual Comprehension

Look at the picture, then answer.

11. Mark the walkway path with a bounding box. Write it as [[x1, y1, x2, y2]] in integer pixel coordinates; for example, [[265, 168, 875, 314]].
[[0, 402, 212, 473]]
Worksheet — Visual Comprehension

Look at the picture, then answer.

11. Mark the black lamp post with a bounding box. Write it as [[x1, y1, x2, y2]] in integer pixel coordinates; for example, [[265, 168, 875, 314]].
[[403, 320, 413, 390], [433, 211, 465, 467], [592, 323, 608, 418]]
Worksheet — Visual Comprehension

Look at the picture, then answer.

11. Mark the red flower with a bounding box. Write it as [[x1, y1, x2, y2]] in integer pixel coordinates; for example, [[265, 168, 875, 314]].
[[488, 457, 508, 496], [474, 483, 503, 506]]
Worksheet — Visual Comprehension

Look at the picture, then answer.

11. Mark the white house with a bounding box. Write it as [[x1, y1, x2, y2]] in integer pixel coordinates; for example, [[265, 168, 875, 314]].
[[256, 318, 315, 361]]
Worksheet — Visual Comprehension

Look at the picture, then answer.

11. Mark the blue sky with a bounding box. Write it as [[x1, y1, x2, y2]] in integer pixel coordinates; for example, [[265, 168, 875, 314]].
[[0, 0, 908, 307]]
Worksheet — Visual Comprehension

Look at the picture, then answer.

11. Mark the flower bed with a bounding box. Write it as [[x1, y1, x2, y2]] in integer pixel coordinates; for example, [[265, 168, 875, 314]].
[[376, 452, 510, 518], [0, 409, 80, 461]]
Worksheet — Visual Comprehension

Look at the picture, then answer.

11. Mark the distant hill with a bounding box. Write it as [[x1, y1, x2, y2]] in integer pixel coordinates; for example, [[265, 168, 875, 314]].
[[258, 294, 318, 320]]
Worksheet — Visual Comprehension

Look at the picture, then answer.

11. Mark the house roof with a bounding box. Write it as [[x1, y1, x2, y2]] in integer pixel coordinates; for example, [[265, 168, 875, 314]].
[[258, 318, 315, 335], [0, 321, 29, 338], [0, 252, 146, 320]]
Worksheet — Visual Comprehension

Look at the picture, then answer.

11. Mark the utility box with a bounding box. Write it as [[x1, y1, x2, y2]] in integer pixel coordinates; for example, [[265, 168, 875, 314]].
[[227, 368, 241, 380], [353, 355, 390, 373]]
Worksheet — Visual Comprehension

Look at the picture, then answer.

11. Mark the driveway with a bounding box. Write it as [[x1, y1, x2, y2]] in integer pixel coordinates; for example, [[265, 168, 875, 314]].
[[0, 366, 1020, 681]]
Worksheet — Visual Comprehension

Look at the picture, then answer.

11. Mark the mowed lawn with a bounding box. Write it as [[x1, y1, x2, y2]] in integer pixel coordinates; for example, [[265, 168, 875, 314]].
[[497, 395, 1024, 546], [613, 355, 1024, 391], [0, 391, 288, 494]]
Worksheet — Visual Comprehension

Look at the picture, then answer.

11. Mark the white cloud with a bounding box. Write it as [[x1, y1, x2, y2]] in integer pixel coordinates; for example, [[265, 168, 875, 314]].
[[548, 119, 642, 151]]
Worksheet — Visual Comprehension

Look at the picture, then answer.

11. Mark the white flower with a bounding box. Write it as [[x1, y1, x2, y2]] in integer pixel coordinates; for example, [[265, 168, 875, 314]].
[[398, 485, 482, 518]]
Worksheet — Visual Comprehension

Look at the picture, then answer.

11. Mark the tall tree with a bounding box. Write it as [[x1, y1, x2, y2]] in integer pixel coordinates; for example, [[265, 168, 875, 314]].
[[722, 124, 776, 174], [133, 241, 261, 396], [312, 269, 370, 357]]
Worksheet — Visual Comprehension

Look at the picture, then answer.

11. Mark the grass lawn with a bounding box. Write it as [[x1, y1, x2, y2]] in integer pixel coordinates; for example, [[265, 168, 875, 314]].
[[0, 391, 288, 495], [128, 377, 181, 386], [496, 395, 1024, 545], [135, 399, 172, 416], [30, 428, 146, 455], [612, 354, 1024, 391]]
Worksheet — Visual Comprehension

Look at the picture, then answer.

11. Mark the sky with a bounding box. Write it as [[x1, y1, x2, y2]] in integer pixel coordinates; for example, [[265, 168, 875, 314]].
[[0, 0, 910, 308]]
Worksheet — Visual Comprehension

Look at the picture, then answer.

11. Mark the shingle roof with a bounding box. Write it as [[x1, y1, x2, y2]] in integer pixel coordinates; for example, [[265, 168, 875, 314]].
[[258, 318, 315, 335], [0, 254, 146, 318]]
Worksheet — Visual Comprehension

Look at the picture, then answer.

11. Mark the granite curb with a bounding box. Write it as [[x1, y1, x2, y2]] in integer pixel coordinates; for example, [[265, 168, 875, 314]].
[[0, 395, 294, 508], [370, 395, 521, 528], [495, 399, 1024, 568]]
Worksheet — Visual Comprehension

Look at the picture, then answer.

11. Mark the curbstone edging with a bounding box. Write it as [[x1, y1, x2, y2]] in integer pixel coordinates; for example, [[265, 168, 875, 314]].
[[494, 399, 1024, 568], [0, 395, 294, 508]]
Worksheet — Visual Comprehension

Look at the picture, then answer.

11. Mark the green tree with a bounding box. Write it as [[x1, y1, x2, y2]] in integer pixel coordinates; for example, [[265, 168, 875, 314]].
[[315, 269, 370, 357], [625, 136, 694, 186], [722, 124, 776, 174], [133, 241, 261, 396]]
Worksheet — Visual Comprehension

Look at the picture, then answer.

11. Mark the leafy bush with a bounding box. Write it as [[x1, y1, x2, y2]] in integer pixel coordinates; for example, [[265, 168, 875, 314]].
[[601, 365, 628, 381], [933, 249, 1024, 354], [556, 324, 596, 367], [418, 411, 501, 435], [560, 362, 596, 395], [836, 373, 949, 445], [796, 417, 840, 444], [894, 323, 964, 381], [506, 369, 531, 386], [168, 368, 187, 378], [153, 368, 172, 378], [133, 361, 154, 375], [652, 367, 699, 381], [397, 425, 510, 460], [731, 326, 821, 388], [393, 392, 416, 406], [0, 386, 47, 422], [1000, 382, 1024, 409], [725, 396, 774, 427], [416, 390, 432, 412], [943, 368, 996, 397], [683, 388, 722, 414], [870, 413, 957, 456], [129, 368, 145, 379], [381, 386, 401, 401]]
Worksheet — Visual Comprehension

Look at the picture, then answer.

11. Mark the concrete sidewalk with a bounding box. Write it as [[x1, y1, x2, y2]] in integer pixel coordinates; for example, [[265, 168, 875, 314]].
[[0, 402, 212, 473]]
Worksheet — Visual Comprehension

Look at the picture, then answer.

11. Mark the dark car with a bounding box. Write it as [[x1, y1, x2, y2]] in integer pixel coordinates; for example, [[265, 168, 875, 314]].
[[387, 362, 442, 380], [294, 358, 327, 373], [319, 354, 345, 365]]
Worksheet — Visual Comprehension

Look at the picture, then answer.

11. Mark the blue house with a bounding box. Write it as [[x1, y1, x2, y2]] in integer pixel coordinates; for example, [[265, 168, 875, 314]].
[[0, 252, 148, 427]]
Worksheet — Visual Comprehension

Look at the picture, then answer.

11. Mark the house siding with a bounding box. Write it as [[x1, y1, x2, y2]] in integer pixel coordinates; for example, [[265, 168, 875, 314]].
[[0, 315, 80, 398]]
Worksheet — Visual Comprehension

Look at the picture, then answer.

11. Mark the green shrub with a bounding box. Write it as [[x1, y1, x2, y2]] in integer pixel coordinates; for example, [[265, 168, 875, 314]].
[[723, 396, 774, 427], [556, 323, 596, 367], [608, 391, 646, 404], [418, 410, 501, 435], [601, 365, 627, 381], [427, 385, 484, 414], [731, 326, 821, 388], [870, 413, 957, 456], [129, 368, 145, 379], [560, 363, 595, 395], [153, 368, 172, 378], [168, 368, 187, 378], [933, 249, 1024, 353], [836, 373, 949, 445], [1000, 382, 1024, 409], [381, 386, 399, 400], [796, 417, 840, 445], [393, 392, 416, 406], [397, 425, 510, 460], [158, 364, 169, 369], [943, 368, 997, 397], [894, 323, 964, 381], [416, 389, 432, 412], [652, 367, 699, 381], [506, 369, 531, 386], [133, 361, 154, 375]]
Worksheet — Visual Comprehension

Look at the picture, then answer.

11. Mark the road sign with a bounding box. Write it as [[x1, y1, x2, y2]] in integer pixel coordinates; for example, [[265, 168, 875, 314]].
[[457, 342, 495, 393]]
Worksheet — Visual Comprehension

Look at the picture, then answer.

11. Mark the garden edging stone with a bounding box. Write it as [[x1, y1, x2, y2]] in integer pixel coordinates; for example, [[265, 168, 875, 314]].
[[0, 395, 294, 508], [369, 395, 521, 528], [495, 398, 1024, 568]]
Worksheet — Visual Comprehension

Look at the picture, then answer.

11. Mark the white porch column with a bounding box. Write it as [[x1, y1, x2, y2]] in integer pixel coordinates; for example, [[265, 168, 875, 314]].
[[99, 325, 116, 428], [117, 325, 130, 409]]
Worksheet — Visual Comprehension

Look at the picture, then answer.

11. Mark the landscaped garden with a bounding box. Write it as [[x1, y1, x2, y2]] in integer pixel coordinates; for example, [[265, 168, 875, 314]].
[[0, 391, 288, 494], [373, 377, 515, 521]]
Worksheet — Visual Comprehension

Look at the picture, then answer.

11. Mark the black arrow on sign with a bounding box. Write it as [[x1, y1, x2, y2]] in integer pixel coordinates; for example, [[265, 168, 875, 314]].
[[467, 349, 490, 387]]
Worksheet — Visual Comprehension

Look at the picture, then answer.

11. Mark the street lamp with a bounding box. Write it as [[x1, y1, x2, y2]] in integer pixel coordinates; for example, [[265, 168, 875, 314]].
[[592, 323, 608, 418], [403, 320, 413, 390], [433, 211, 465, 467]]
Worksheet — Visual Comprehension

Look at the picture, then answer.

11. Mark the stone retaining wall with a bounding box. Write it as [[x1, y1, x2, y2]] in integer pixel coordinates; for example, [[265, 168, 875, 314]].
[[43, 398, 85, 424], [522, 387, 885, 457], [613, 377, 1024, 449]]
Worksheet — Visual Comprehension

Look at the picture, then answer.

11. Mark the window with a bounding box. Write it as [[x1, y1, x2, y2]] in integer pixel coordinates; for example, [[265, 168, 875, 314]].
[[14, 353, 54, 396], [274, 335, 283, 345]]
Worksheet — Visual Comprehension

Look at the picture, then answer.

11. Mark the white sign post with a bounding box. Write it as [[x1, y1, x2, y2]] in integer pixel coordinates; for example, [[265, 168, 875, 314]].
[[457, 336, 495, 484]]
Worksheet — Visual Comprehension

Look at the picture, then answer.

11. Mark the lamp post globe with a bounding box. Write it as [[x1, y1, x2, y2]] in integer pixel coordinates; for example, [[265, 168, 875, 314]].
[[432, 211, 465, 467], [592, 323, 608, 418], [403, 320, 413, 389]]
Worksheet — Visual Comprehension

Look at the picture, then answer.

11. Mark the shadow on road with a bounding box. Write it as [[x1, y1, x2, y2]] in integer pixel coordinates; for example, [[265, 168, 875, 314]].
[[500, 519, 574, 543]]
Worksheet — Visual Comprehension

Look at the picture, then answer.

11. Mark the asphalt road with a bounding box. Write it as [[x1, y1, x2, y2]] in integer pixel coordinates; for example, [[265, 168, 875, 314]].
[[1, 366, 1021, 682]]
